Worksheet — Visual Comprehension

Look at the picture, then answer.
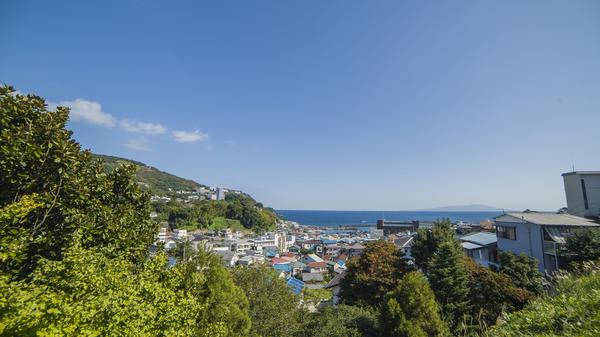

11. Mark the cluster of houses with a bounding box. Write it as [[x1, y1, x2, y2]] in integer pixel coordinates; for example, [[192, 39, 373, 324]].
[[155, 221, 381, 296], [155, 170, 600, 305], [151, 186, 243, 203]]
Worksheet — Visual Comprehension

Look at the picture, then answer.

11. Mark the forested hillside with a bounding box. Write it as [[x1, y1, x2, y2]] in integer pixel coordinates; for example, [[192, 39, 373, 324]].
[[92, 154, 207, 194]]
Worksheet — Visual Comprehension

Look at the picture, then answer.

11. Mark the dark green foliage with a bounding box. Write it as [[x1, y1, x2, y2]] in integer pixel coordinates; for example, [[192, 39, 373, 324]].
[[0, 86, 156, 277], [340, 240, 412, 306], [411, 219, 455, 272], [302, 305, 380, 337], [562, 228, 600, 264], [152, 194, 278, 231], [232, 265, 305, 337], [463, 257, 533, 329], [498, 251, 544, 295], [427, 241, 470, 331], [380, 271, 449, 337], [490, 270, 600, 336]]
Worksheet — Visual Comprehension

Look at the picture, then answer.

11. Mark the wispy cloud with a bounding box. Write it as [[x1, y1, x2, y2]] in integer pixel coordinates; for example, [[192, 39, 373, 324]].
[[56, 99, 117, 127], [50, 97, 210, 148], [172, 129, 208, 143], [124, 138, 151, 152], [119, 119, 166, 135]]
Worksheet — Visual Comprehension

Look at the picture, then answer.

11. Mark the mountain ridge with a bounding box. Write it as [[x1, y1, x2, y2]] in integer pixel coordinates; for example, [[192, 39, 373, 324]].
[[416, 204, 505, 212]]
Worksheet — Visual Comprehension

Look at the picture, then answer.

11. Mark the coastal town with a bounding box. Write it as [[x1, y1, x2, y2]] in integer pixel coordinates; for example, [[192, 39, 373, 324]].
[[155, 170, 600, 307], [4, 2, 599, 334]]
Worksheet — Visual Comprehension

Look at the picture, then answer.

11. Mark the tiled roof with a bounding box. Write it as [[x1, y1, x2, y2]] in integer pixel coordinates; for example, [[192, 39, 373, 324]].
[[307, 261, 328, 268], [271, 258, 290, 265]]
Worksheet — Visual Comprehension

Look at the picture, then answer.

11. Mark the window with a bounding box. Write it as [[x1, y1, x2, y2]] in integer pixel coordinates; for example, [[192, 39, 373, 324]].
[[497, 225, 517, 240], [581, 179, 589, 210]]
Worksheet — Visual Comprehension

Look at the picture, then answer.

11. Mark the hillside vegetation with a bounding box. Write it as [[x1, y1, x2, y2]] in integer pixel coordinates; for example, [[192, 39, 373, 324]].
[[91, 155, 278, 232], [92, 154, 207, 194]]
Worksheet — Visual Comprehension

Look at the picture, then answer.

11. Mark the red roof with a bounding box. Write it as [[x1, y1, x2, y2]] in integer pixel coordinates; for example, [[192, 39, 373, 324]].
[[307, 261, 328, 268], [271, 258, 289, 265]]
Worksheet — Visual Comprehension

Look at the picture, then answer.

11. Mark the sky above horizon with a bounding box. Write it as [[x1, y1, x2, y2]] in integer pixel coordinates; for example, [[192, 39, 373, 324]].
[[2, 1, 600, 211]]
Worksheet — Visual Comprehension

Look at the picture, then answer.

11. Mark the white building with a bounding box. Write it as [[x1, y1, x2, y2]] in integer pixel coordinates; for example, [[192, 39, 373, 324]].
[[173, 229, 188, 241], [563, 171, 600, 219], [232, 240, 252, 252], [216, 187, 227, 200], [495, 211, 599, 274], [156, 226, 168, 243], [250, 238, 276, 252]]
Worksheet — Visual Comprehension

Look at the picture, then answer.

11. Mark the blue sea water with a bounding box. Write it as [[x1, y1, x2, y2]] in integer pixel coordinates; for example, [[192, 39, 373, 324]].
[[277, 210, 502, 227]]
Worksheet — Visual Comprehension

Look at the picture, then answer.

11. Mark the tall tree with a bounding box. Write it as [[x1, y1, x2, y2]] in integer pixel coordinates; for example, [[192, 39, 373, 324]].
[[340, 240, 412, 306], [380, 271, 449, 337], [411, 219, 455, 272], [232, 265, 305, 337], [463, 257, 533, 329], [427, 241, 470, 331], [0, 86, 156, 277], [0, 86, 251, 337], [563, 228, 600, 264], [498, 251, 544, 295]]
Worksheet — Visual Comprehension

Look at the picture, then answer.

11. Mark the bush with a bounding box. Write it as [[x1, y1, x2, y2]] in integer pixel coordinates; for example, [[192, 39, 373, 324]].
[[490, 271, 600, 336]]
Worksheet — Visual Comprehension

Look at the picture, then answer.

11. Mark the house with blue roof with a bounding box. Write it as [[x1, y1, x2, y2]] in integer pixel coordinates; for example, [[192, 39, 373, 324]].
[[273, 263, 292, 273], [459, 231, 498, 267], [286, 277, 305, 295]]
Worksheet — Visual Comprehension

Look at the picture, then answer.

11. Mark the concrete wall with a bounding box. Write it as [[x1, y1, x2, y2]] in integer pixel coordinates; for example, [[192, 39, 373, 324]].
[[564, 173, 600, 218], [496, 220, 545, 272]]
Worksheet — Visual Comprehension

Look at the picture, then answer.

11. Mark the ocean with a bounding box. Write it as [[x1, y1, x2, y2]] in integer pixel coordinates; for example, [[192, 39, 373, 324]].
[[276, 210, 502, 227]]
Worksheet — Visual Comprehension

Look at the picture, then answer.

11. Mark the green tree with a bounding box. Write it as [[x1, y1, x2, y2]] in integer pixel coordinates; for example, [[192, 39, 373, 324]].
[[340, 240, 412, 306], [0, 86, 251, 337], [380, 271, 449, 337], [0, 86, 156, 277], [0, 244, 249, 337], [463, 257, 533, 329], [171, 239, 196, 261], [427, 241, 470, 331], [411, 219, 455, 272], [232, 265, 305, 337], [562, 228, 600, 264], [498, 251, 544, 295], [301, 305, 380, 337]]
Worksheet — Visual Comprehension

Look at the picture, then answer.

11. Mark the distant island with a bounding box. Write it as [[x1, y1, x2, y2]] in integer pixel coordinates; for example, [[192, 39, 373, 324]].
[[417, 204, 505, 212]]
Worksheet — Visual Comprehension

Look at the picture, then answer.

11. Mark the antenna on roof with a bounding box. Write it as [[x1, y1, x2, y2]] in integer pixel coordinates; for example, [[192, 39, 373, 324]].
[[571, 159, 575, 172]]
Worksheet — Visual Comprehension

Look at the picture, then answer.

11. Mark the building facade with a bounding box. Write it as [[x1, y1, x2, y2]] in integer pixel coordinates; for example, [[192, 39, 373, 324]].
[[563, 171, 600, 219], [495, 212, 599, 274]]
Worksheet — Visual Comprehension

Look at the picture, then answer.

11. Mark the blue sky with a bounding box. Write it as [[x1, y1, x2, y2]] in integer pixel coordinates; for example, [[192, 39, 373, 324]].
[[2, 1, 600, 211]]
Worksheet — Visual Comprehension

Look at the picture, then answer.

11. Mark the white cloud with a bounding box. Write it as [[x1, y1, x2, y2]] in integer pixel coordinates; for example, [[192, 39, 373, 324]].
[[120, 119, 167, 135], [59, 98, 117, 127], [50, 97, 209, 147], [124, 139, 151, 152], [172, 129, 208, 143]]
